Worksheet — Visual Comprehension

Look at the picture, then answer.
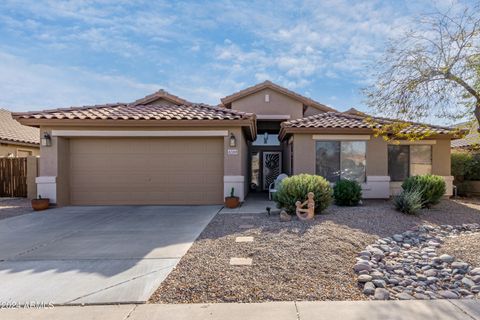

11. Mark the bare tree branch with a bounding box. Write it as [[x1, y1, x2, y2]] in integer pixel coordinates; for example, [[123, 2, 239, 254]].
[[363, 4, 480, 136]]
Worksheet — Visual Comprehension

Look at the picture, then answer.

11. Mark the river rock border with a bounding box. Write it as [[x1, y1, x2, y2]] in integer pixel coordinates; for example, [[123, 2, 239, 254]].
[[355, 223, 480, 300]]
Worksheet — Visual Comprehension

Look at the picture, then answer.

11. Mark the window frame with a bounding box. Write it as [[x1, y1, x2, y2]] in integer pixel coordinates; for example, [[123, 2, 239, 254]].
[[315, 140, 367, 183], [388, 144, 432, 182]]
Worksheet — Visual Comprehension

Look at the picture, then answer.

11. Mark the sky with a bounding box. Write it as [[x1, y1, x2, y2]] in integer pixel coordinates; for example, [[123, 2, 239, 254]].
[[0, 0, 472, 115]]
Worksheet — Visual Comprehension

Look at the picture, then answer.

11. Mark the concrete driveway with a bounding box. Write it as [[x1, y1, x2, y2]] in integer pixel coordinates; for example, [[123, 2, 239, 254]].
[[0, 205, 219, 305]]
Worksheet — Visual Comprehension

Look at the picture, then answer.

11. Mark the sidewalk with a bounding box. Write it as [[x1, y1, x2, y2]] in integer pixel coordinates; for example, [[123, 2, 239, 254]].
[[1, 300, 479, 320]]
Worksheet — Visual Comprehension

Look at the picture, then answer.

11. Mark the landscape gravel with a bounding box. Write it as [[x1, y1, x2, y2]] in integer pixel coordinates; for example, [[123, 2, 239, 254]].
[[151, 199, 480, 303], [439, 233, 480, 268]]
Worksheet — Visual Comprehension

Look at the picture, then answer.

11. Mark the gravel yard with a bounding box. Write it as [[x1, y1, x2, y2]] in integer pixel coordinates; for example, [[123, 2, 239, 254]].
[[150, 199, 480, 303], [439, 233, 480, 268], [0, 198, 33, 220]]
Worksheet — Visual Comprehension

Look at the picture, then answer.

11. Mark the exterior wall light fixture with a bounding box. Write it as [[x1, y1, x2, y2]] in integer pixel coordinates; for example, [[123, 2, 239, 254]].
[[229, 133, 237, 147], [41, 132, 52, 147]]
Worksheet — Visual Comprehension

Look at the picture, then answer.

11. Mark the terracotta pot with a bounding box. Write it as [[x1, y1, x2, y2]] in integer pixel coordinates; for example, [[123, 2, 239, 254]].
[[224, 196, 240, 209], [31, 198, 50, 211]]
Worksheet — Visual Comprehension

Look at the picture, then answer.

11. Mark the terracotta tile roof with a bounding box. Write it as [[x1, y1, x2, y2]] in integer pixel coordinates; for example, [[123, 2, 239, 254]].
[[131, 89, 192, 106], [281, 112, 461, 136], [451, 121, 480, 148], [220, 80, 337, 112], [0, 109, 39, 145], [13, 103, 254, 121]]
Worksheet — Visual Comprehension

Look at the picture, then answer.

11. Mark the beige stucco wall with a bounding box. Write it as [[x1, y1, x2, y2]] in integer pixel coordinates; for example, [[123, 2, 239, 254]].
[[291, 133, 452, 198], [145, 98, 176, 106], [366, 137, 388, 176], [0, 143, 39, 157], [432, 139, 451, 176], [292, 134, 450, 177], [231, 89, 304, 119], [56, 137, 70, 206], [26, 156, 38, 199], [292, 134, 315, 174]]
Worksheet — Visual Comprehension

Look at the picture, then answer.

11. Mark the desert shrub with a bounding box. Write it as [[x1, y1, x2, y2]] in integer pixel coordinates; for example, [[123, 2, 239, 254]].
[[274, 174, 333, 214], [401, 175, 446, 208], [467, 153, 480, 180], [333, 179, 362, 206], [393, 189, 423, 215], [451, 151, 480, 181]]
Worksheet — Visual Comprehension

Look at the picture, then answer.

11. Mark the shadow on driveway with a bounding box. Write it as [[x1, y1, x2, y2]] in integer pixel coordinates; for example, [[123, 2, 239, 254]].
[[0, 205, 219, 304]]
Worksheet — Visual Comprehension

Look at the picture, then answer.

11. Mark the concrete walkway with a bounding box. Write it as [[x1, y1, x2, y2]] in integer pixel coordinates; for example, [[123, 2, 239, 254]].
[[1, 300, 479, 320], [219, 193, 276, 214]]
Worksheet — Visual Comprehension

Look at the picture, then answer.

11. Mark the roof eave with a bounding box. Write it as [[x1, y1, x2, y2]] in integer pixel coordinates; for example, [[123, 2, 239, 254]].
[[15, 118, 257, 140], [279, 126, 459, 141], [0, 138, 39, 147]]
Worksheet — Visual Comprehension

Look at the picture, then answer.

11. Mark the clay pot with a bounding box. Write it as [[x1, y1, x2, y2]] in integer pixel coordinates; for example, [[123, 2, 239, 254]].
[[224, 196, 240, 208], [31, 198, 50, 211]]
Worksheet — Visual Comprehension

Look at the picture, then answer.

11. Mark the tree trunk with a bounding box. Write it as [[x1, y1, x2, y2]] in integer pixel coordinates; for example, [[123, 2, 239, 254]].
[[476, 100, 480, 133]]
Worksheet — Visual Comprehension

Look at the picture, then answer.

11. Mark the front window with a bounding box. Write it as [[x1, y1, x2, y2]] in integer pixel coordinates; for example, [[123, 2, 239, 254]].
[[388, 145, 432, 181], [315, 141, 366, 183], [252, 133, 280, 146]]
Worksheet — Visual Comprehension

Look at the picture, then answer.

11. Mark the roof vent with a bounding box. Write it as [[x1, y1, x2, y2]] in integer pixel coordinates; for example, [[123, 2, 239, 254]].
[[265, 94, 270, 103]]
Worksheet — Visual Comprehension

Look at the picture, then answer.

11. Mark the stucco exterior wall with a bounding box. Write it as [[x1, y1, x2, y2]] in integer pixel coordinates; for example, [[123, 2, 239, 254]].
[[432, 139, 451, 176], [56, 137, 70, 206], [145, 98, 176, 106], [292, 134, 315, 174], [290, 133, 453, 198], [231, 89, 304, 119], [366, 137, 388, 176], [0, 143, 39, 157]]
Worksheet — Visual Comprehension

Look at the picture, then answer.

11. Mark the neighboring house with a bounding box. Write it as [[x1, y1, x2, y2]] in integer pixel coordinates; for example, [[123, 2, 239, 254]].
[[0, 108, 39, 157], [451, 121, 480, 150], [13, 81, 462, 206]]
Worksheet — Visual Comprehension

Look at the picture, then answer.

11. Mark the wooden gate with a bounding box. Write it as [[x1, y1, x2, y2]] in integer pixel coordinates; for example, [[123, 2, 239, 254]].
[[0, 158, 27, 197]]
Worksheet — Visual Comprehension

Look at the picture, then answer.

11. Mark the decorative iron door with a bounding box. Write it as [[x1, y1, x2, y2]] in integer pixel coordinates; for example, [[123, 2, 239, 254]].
[[263, 152, 282, 190]]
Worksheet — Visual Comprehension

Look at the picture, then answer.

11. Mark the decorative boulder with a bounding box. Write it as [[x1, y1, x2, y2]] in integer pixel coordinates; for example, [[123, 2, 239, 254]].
[[279, 210, 291, 222]]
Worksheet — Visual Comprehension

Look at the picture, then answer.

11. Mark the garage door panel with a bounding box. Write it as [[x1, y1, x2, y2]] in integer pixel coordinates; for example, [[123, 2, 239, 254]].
[[69, 137, 224, 205]]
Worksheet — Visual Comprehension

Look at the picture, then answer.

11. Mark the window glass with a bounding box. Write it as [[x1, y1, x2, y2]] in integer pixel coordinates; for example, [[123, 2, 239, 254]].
[[410, 145, 432, 176], [315, 141, 340, 182], [341, 141, 366, 182], [252, 133, 280, 146], [388, 145, 409, 181], [315, 141, 366, 183]]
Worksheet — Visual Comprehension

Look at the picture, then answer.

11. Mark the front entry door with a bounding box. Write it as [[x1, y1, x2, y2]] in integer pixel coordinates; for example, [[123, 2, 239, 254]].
[[262, 152, 282, 190]]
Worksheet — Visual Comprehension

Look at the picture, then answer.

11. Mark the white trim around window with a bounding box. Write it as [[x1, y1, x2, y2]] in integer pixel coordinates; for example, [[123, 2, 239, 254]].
[[312, 134, 371, 141], [387, 140, 436, 145], [51, 130, 229, 137]]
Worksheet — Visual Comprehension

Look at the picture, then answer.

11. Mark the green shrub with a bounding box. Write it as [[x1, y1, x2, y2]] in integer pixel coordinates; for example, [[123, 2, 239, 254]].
[[333, 179, 362, 206], [401, 174, 446, 208], [274, 174, 333, 214], [468, 153, 480, 180], [451, 151, 480, 181], [451, 152, 472, 178], [393, 189, 423, 215]]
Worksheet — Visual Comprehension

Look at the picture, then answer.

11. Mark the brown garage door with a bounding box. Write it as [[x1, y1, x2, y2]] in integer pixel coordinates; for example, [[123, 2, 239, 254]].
[[69, 137, 224, 205]]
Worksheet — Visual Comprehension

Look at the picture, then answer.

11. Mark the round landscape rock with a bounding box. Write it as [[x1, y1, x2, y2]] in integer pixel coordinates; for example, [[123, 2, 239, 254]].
[[354, 223, 480, 300]]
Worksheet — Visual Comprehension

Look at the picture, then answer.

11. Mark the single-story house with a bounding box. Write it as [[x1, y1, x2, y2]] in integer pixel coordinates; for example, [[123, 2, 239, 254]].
[[0, 108, 39, 157], [13, 81, 462, 206]]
